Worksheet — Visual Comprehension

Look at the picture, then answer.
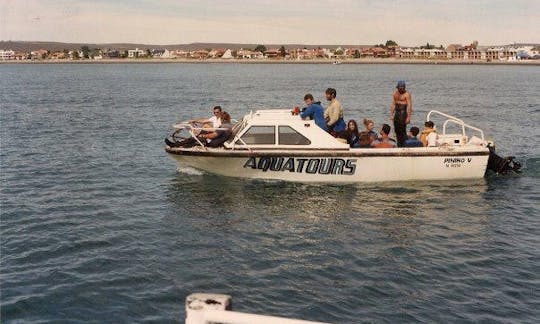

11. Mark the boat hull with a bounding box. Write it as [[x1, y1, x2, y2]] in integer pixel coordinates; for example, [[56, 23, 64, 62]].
[[166, 147, 490, 183]]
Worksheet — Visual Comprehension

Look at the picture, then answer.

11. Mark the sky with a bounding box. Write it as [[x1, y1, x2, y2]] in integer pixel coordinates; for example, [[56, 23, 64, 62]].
[[1, 0, 539, 46]]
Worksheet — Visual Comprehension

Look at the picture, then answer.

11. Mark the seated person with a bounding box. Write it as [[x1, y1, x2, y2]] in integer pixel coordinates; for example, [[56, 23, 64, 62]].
[[362, 118, 378, 144], [189, 105, 222, 128], [419, 121, 438, 147], [371, 124, 397, 148], [295, 94, 328, 132], [199, 112, 233, 147], [404, 126, 423, 147], [338, 119, 361, 148], [358, 131, 372, 148]]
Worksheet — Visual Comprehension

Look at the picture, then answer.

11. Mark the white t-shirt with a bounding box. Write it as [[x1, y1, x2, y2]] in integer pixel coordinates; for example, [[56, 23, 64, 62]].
[[426, 132, 438, 146], [208, 116, 221, 128]]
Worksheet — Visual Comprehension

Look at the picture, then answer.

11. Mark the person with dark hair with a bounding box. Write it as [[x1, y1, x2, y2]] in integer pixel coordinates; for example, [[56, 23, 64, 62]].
[[390, 81, 412, 147], [419, 120, 438, 147], [339, 119, 361, 148], [297, 93, 328, 131], [200, 111, 233, 147], [371, 124, 397, 148], [404, 126, 423, 147], [323, 88, 346, 134], [358, 132, 372, 148], [189, 105, 223, 128]]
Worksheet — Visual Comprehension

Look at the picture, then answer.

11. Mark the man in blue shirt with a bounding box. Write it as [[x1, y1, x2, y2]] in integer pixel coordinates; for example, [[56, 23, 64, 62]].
[[299, 93, 328, 132], [404, 126, 423, 147]]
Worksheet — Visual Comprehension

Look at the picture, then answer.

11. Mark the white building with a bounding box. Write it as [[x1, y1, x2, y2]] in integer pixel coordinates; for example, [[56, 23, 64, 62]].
[[0, 49, 15, 60], [161, 49, 175, 59], [221, 49, 233, 59], [128, 48, 146, 58]]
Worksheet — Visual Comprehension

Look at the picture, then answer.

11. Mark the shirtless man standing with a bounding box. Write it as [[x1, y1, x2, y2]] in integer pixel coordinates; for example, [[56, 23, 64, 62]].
[[390, 81, 412, 147]]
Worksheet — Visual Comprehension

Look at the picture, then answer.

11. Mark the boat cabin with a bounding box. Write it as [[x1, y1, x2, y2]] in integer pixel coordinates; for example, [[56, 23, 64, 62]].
[[224, 109, 349, 150]]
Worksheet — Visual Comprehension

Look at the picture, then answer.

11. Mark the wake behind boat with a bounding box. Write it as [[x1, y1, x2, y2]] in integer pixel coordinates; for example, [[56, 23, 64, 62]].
[[165, 109, 520, 183]]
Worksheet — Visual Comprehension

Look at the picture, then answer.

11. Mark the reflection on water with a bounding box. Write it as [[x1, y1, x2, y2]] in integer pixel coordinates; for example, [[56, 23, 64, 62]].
[[166, 172, 490, 249]]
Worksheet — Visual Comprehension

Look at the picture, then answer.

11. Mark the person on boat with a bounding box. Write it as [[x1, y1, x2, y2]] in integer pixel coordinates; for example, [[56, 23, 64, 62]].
[[297, 94, 328, 132], [371, 124, 397, 148], [390, 81, 412, 147], [339, 119, 361, 148], [199, 112, 233, 148], [419, 121, 438, 147], [189, 105, 222, 128], [404, 126, 423, 147], [358, 132, 372, 148], [324, 88, 346, 135], [362, 118, 378, 144]]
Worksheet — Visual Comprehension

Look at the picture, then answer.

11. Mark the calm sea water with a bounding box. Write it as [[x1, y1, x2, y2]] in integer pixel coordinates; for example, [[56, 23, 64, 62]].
[[1, 63, 539, 323]]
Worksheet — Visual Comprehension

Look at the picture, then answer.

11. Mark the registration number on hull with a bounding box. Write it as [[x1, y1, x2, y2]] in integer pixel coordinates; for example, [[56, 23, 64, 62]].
[[444, 157, 472, 168]]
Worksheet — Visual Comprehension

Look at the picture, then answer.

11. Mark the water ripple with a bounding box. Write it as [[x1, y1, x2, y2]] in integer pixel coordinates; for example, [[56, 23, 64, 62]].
[[1, 63, 539, 323]]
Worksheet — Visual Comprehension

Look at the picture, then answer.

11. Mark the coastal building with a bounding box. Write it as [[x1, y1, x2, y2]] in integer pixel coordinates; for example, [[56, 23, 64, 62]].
[[237, 49, 264, 59], [161, 49, 175, 59], [31, 49, 48, 59], [104, 50, 121, 58], [208, 49, 226, 58], [128, 48, 146, 58], [264, 49, 281, 58], [190, 50, 209, 59], [174, 50, 189, 58], [221, 49, 233, 59], [361, 47, 389, 58], [151, 49, 165, 58], [50, 51, 67, 60], [0, 49, 15, 60]]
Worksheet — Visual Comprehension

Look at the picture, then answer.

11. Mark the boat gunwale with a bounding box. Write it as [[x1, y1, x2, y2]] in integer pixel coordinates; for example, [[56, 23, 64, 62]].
[[165, 146, 490, 158]]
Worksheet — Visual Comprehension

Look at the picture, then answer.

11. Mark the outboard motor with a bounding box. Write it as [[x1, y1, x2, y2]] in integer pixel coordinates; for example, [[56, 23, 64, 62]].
[[487, 145, 522, 174]]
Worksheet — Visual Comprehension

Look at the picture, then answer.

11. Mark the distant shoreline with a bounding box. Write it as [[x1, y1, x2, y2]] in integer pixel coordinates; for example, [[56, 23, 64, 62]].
[[2, 58, 539, 66]]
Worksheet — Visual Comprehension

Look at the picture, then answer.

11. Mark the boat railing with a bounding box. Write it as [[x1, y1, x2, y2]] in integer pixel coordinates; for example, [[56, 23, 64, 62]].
[[186, 293, 330, 324], [427, 110, 484, 141], [173, 122, 237, 149]]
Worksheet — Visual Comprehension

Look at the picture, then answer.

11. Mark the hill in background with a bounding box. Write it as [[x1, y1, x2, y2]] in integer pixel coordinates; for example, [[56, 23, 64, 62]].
[[0, 41, 370, 52]]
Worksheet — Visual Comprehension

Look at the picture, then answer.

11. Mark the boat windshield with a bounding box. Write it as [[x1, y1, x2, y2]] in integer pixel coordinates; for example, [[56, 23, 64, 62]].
[[230, 117, 246, 138]]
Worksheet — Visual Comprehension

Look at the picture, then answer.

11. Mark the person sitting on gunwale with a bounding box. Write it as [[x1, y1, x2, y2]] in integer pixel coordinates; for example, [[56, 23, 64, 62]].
[[371, 124, 397, 148], [404, 126, 423, 147], [199, 112, 233, 148], [298, 93, 328, 132], [188, 105, 223, 128], [419, 120, 438, 147]]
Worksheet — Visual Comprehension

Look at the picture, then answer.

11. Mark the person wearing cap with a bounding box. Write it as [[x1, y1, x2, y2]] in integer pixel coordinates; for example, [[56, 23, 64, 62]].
[[390, 81, 412, 147], [323, 88, 346, 135]]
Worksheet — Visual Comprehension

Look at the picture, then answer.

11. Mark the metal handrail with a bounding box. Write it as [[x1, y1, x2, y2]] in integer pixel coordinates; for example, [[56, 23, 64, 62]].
[[426, 110, 484, 141], [172, 122, 234, 149]]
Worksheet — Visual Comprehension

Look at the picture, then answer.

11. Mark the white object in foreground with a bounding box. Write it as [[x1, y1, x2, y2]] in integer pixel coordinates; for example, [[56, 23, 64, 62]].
[[185, 293, 330, 324]]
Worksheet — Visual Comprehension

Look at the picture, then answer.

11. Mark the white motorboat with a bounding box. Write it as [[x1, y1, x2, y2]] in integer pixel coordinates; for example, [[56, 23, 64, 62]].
[[165, 109, 520, 183]]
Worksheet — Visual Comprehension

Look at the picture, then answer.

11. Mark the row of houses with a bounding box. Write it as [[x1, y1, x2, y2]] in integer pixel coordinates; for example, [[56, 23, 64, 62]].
[[398, 45, 539, 60], [2, 45, 539, 61]]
